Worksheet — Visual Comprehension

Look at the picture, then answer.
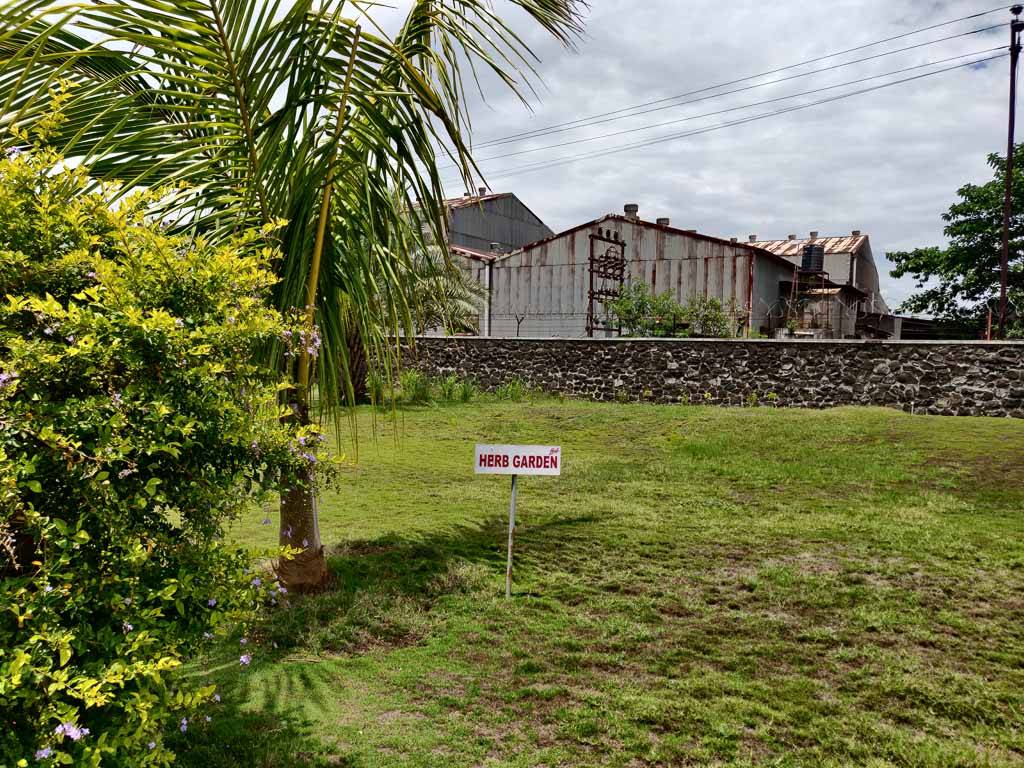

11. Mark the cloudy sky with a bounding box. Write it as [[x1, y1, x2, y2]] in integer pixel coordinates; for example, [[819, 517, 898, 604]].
[[363, 1, 1016, 309]]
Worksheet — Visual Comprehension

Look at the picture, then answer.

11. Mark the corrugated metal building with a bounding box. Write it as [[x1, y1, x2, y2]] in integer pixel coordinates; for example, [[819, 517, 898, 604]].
[[749, 232, 890, 316], [445, 189, 553, 253], [482, 205, 797, 338]]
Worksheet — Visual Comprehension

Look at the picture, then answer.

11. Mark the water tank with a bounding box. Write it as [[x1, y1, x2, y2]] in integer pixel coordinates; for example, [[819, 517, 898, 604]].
[[801, 243, 825, 272]]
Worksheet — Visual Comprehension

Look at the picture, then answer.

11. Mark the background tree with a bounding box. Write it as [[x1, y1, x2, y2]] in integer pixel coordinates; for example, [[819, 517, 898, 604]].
[[0, 0, 584, 590], [888, 144, 1024, 326]]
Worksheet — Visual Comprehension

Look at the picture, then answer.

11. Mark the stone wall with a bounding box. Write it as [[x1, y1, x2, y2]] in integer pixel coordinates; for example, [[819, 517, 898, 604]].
[[407, 337, 1024, 418]]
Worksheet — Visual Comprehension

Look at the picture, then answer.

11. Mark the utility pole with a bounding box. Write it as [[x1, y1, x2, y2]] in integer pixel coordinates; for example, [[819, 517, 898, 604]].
[[999, 5, 1024, 338]]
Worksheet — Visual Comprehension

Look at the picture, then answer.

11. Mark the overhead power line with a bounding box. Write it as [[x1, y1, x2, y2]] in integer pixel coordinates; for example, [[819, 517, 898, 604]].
[[464, 25, 1003, 158], [451, 46, 1006, 169], [456, 52, 1007, 184], [471, 4, 1013, 150]]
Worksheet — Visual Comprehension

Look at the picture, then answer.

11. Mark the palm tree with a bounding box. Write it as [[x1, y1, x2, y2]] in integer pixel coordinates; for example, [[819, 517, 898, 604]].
[[0, 0, 584, 590]]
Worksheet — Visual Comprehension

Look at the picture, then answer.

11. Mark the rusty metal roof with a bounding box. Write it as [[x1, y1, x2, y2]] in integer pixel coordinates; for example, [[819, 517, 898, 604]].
[[444, 192, 510, 210], [749, 234, 869, 257], [510, 214, 795, 269], [450, 244, 499, 262]]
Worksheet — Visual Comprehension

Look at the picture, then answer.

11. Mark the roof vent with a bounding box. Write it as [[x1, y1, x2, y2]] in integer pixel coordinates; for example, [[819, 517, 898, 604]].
[[809, 230, 819, 239], [730, 237, 738, 243], [489, 242, 501, 252], [852, 229, 861, 237], [463, 191, 471, 198], [656, 217, 670, 226], [478, 187, 487, 197], [748, 234, 757, 242], [788, 234, 797, 240], [624, 203, 639, 219]]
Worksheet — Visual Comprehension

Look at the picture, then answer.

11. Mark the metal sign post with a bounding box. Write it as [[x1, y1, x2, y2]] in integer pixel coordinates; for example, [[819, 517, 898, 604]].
[[506, 474, 517, 599], [475, 444, 562, 599]]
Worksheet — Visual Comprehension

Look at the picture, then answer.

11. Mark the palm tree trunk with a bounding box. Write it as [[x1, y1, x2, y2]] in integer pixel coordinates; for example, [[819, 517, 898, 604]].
[[348, 331, 369, 403], [276, 401, 329, 592]]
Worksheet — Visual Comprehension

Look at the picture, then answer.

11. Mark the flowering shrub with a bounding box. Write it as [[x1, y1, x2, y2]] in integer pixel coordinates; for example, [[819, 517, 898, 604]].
[[0, 149, 330, 765]]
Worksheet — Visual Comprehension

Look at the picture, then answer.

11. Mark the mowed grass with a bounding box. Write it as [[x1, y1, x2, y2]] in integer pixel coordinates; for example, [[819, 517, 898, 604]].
[[177, 401, 1024, 767]]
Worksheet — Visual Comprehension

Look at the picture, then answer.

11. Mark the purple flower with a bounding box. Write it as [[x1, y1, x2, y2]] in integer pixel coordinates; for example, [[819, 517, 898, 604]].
[[207, 598, 216, 607], [278, 586, 287, 595], [147, 742, 156, 750], [117, 469, 132, 479], [250, 577, 261, 587], [123, 622, 133, 633], [65, 335, 75, 343], [0, 371, 17, 389], [301, 452, 317, 464], [54, 723, 88, 741], [180, 718, 188, 733], [43, 326, 54, 336], [213, 693, 221, 703], [43, 584, 53, 593], [239, 654, 252, 666], [261, 517, 271, 526], [203, 632, 213, 640], [283, 526, 292, 540], [86, 271, 97, 279], [204, 715, 212, 723], [302, 539, 309, 548], [297, 436, 307, 447], [112, 392, 122, 405], [239, 637, 248, 645], [35, 747, 52, 760], [123, 598, 131, 606]]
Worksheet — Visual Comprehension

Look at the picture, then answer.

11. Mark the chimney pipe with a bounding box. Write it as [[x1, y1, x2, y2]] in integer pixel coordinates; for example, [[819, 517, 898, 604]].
[[809, 230, 819, 239], [788, 234, 796, 240], [463, 191, 471, 198], [852, 229, 861, 236], [730, 237, 738, 243], [478, 186, 487, 197], [748, 234, 757, 242], [656, 217, 671, 226], [624, 203, 639, 219]]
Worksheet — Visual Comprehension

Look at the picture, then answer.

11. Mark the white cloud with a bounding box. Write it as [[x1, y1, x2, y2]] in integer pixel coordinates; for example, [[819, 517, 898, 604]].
[[367, 0, 1018, 309]]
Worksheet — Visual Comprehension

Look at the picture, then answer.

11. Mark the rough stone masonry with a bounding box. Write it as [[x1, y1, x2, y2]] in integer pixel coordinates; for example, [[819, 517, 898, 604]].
[[407, 337, 1024, 418]]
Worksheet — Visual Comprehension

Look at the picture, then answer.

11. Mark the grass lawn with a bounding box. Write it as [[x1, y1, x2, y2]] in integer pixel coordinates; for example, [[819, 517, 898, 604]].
[[176, 400, 1024, 767]]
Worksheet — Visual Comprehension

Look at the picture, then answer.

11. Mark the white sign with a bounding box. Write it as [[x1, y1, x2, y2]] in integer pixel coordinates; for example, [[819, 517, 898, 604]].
[[475, 444, 562, 476]]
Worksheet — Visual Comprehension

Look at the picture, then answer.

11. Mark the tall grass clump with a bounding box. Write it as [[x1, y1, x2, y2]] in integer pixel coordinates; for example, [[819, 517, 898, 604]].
[[399, 370, 433, 405]]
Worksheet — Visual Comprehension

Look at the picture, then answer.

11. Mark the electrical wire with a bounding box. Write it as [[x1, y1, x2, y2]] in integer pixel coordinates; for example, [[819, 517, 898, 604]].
[[453, 46, 1006, 169], [453, 52, 1007, 184], [472, 4, 1014, 149], [472, 23, 1005, 153]]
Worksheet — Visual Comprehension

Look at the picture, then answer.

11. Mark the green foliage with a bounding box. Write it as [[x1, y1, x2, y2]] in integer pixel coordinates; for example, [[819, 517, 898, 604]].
[[608, 283, 737, 338], [0, 150, 329, 765], [365, 370, 388, 408], [607, 283, 688, 337], [888, 144, 1024, 321], [437, 375, 460, 402], [457, 378, 478, 404], [495, 379, 528, 402], [398, 371, 432, 405]]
